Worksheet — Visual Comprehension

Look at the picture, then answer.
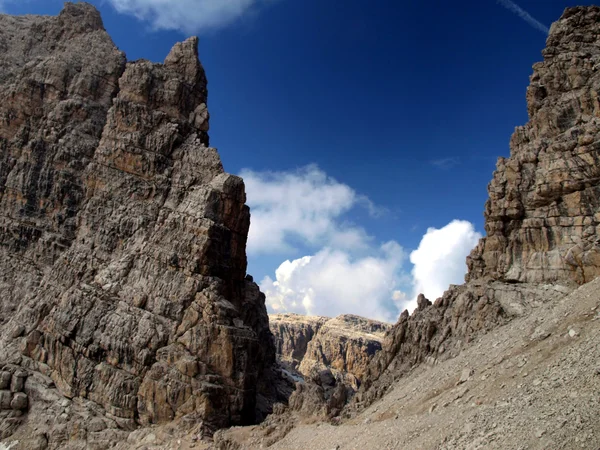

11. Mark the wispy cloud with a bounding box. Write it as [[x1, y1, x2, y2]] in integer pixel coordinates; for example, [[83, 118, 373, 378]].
[[106, 0, 277, 34], [497, 0, 549, 35], [431, 157, 460, 170]]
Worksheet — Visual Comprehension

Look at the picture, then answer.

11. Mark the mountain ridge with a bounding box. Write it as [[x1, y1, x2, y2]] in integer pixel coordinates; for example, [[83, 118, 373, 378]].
[[0, 3, 277, 447]]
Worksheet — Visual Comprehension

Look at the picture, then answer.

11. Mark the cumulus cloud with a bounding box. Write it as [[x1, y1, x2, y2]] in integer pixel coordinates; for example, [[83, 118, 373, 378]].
[[106, 0, 275, 34], [261, 242, 406, 323], [241, 165, 373, 255], [244, 166, 482, 322], [261, 220, 482, 322], [409, 220, 482, 307]]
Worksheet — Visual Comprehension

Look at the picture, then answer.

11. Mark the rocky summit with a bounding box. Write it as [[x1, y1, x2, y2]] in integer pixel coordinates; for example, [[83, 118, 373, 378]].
[[0, 3, 275, 447], [467, 6, 600, 285]]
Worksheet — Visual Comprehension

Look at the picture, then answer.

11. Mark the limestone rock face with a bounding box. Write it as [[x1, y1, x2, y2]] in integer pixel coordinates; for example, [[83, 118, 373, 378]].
[[270, 313, 390, 388], [270, 314, 328, 366], [354, 6, 600, 411], [467, 6, 600, 285], [0, 2, 274, 444]]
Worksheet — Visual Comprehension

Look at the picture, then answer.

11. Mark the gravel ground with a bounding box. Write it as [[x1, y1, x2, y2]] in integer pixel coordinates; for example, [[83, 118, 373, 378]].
[[265, 278, 600, 450]]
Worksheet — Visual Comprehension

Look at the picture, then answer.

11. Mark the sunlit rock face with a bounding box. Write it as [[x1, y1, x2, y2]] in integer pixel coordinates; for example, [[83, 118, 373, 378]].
[[270, 313, 390, 389], [0, 2, 275, 442], [467, 6, 600, 286]]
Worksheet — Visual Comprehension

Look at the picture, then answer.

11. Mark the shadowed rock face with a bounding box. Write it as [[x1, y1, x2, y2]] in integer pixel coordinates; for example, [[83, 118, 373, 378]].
[[354, 6, 600, 411], [270, 313, 390, 387], [0, 2, 274, 441]]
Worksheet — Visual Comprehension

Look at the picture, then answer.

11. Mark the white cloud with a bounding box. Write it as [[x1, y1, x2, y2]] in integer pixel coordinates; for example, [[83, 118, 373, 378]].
[[241, 165, 372, 255], [106, 0, 274, 34], [261, 241, 406, 323], [409, 220, 482, 307], [244, 166, 482, 322]]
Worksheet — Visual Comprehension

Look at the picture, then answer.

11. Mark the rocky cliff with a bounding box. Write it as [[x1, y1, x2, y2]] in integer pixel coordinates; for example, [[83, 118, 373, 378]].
[[0, 3, 275, 447], [353, 6, 600, 409], [467, 6, 600, 285], [270, 314, 390, 388]]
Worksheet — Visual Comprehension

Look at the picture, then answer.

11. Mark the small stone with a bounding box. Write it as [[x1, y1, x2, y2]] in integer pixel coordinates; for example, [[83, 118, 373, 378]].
[[535, 429, 545, 438], [88, 417, 107, 432], [568, 328, 579, 338], [429, 403, 437, 414], [457, 368, 473, 385], [533, 379, 542, 386], [10, 325, 25, 339], [10, 392, 28, 410]]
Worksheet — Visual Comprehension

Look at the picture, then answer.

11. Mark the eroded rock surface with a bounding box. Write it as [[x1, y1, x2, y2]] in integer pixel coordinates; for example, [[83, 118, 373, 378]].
[[0, 3, 275, 447], [467, 6, 600, 285], [270, 313, 390, 388]]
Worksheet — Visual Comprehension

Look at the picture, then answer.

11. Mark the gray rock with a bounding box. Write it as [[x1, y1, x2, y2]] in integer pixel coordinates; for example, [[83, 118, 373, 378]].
[[0, 372, 11, 390], [0, 391, 11, 409], [458, 368, 474, 384], [9, 376, 23, 393], [10, 392, 27, 411], [0, 1, 276, 442]]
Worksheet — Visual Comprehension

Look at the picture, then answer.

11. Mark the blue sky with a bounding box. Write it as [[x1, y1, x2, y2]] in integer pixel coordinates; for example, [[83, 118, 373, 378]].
[[2, 0, 593, 321]]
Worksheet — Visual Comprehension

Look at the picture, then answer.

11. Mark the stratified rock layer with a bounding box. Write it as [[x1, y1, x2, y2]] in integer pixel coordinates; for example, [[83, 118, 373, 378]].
[[467, 6, 600, 285], [355, 6, 600, 410], [270, 314, 389, 388], [0, 3, 274, 444]]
